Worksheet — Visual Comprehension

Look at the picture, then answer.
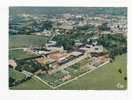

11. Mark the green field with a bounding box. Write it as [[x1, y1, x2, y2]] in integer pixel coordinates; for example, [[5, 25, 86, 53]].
[[9, 35, 49, 48], [10, 54, 127, 90], [9, 68, 26, 81], [9, 69, 50, 90], [10, 77, 51, 90], [9, 49, 37, 60]]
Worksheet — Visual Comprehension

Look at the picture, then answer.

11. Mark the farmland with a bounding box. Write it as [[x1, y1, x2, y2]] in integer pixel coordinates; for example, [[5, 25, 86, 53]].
[[9, 49, 37, 60], [10, 77, 51, 90], [9, 35, 49, 48], [10, 54, 127, 90]]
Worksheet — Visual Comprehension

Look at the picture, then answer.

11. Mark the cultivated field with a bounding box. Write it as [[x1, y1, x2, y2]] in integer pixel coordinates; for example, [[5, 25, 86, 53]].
[[9, 35, 49, 48], [9, 49, 37, 60], [10, 53, 127, 90]]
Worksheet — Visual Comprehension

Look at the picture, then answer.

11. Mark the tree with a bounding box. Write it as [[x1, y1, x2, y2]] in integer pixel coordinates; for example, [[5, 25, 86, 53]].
[[54, 35, 75, 50], [9, 77, 15, 87], [41, 63, 50, 73], [118, 68, 122, 74], [124, 76, 127, 80]]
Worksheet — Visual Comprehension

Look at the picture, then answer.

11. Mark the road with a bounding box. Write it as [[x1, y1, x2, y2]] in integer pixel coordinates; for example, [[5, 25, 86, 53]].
[[9, 48, 26, 50]]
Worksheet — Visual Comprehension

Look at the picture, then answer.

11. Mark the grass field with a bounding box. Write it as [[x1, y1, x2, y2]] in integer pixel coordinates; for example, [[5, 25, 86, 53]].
[[9, 49, 37, 60], [10, 53, 127, 90], [9, 35, 49, 48], [10, 77, 51, 90]]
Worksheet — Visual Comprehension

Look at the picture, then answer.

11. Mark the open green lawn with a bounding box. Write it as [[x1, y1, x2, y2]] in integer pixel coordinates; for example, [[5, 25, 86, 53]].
[[9, 35, 49, 48], [9, 49, 37, 60], [10, 53, 127, 90], [9, 68, 26, 81]]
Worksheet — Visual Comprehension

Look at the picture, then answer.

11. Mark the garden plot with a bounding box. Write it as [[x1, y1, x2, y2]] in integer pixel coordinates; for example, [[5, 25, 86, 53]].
[[37, 56, 109, 88]]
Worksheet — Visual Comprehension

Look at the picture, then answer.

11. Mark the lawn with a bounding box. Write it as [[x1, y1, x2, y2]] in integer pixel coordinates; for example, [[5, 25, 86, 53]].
[[9, 49, 37, 60], [9, 35, 49, 48], [10, 53, 127, 90]]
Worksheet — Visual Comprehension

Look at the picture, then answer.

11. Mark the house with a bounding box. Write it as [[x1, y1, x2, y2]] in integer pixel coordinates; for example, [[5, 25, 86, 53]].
[[59, 23, 73, 30], [47, 51, 68, 61], [30, 32, 42, 36], [75, 42, 83, 47], [9, 59, 17, 69], [34, 50, 51, 55], [70, 51, 83, 57], [45, 41, 64, 52], [31, 48, 50, 55], [62, 75, 71, 81], [57, 51, 83, 65], [93, 45, 103, 53], [45, 41, 56, 47], [42, 29, 52, 36], [36, 57, 55, 65], [46, 46, 64, 52], [79, 44, 103, 53]]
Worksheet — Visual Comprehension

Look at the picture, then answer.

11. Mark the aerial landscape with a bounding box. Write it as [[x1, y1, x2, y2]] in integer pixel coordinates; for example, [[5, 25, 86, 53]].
[[9, 7, 127, 90]]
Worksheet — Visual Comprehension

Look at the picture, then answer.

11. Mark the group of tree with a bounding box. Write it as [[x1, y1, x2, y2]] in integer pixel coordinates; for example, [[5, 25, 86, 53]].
[[15, 58, 51, 74], [9, 16, 53, 35], [53, 30, 96, 51], [9, 76, 32, 87], [53, 35, 75, 50], [97, 34, 127, 59]]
